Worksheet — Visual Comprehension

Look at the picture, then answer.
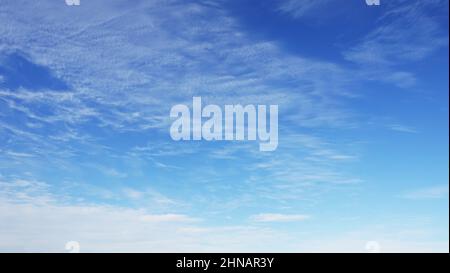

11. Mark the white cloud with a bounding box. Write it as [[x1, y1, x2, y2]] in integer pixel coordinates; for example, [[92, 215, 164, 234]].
[[344, 1, 448, 66], [122, 188, 143, 200], [0, 194, 298, 252], [0, 0, 367, 220], [401, 185, 449, 200], [342, 0, 448, 89], [140, 214, 196, 223], [389, 124, 418, 133], [0, 0, 448, 253], [251, 213, 310, 222], [0, 178, 446, 252]]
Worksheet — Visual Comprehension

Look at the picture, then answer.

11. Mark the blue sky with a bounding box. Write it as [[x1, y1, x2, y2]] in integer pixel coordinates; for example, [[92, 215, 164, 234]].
[[0, 0, 448, 252]]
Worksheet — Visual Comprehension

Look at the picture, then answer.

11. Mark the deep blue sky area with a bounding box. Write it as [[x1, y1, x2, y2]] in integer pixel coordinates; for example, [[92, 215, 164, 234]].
[[224, 0, 384, 63]]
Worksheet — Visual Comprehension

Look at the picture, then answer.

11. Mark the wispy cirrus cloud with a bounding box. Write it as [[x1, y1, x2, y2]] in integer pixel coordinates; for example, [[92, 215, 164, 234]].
[[344, 0, 448, 66], [0, 0, 365, 215], [400, 185, 449, 200], [251, 213, 310, 222], [277, 0, 331, 19], [342, 0, 448, 89], [389, 124, 418, 134], [0, 0, 448, 252]]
